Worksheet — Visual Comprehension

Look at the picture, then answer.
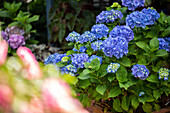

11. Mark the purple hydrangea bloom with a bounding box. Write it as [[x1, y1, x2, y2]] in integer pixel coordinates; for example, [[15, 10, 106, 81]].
[[121, 0, 145, 11], [66, 31, 80, 42], [80, 46, 87, 53], [109, 25, 134, 42], [126, 11, 146, 29], [71, 53, 89, 68], [102, 36, 129, 59], [158, 38, 170, 52], [7, 34, 25, 49], [87, 55, 103, 64], [62, 64, 78, 76], [91, 24, 109, 39], [107, 63, 120, 73], [96, 9, 123, 23], [91, 40, 104, 51], [1, 31, 8, 40], [158, 68, 169, 81], [79, 31, 96, 43], [131, 64, 149, 80], [141, 8, 160, 25]]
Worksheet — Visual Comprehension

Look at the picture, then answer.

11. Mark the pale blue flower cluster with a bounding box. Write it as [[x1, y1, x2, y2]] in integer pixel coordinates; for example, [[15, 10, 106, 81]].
[[44, 53, 66, 65], [87, 55, 103, 64], [121, 0, 145, 11], [71, 53, 89, 68], [107, 63, 120, 73], [91, 40, 104, 51], [62, 64, 78, 76], [72, 46, 87, 53], [126, 8, 160, 29], [158, 38, 170, 52], [102, 36, 129, 59], [79, 31, 96, 43], [66, 31, 80, 42], [91, 24, 109, 39], [158, 68, 169, 81], [109, 25, 134, 42], [96, 9, 123, 23], [139, 92, 145, 96], [131, 64, 149, 80]]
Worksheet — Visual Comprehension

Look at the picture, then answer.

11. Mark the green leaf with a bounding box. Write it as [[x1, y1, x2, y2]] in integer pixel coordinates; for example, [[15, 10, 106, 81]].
[[118, 56, 131, 67], [113, 99, 123, 112], [79, 79, 91, 89], [153, 89, 161, 100], [66, 50, 76, 55], [98, 64, 108, 77], [121, 96, 129, 111], [116, 65, 128, 83], [90, 58, 100, 71], [0, 10, 11, 18], [119, 78, 137, 90], [142, 103, 152, 113], [78, 72, 91, 80], [138, 95, 147, 104], [108, 75, 116, 82], [154, 104, 160, 112], [8, 22, 18, 27], [161, 26, 170, 37], [145, 31, 157, 38], [149, 37, 159, 51], [96, 84, 106, 95], [108, 87, 121, 98], [62, 74, 78, 85], [146, 74, 159, 83], [131, 97, 139, 109], [83, 69, 92, 75], [136, 41, 150, 52], [26, 15, 39, 23], [156, 49, 168, 57]]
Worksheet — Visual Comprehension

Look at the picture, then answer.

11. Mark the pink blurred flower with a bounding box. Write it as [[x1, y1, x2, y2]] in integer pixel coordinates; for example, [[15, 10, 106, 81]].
[[0, 84, 13, 112], [17, 47, 42, 79], [0, 40, 8, 66], [42, 78, 89, 113]]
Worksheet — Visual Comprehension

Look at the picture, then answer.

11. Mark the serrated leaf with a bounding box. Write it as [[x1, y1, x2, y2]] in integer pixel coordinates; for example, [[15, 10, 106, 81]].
[[26, 15, 39, 23], [154, 104, 160, 112], [116, 65, 128, 82], [138, 95, 147, 104], [98, 64, 108, 77], [121, 96, 129, 111], [90, 59, 100, 71], [118, 56, 131, 67], [62, 74, 78, 85], [78, 72, 91, 80], [142, 103, 152, 113], [83, 69, 92, 75], [79, 79, 91, 89], [146, 74, 159, 83], [156, 49, 168, 57], [149, 37, 159, 51], [108, 87, 121, 98], [96, 84, 106, 95], [131, 97, 139, 109], [108, 75, 116, 82], [113, 99, 123, 112], [136, 41, 150, 52]]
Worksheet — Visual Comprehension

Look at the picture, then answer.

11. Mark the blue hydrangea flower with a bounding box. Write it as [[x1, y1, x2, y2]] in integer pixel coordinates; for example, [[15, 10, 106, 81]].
[[121, 0, 145, 11], [158, 68, 169, 81], [126, 11, 146, 29], [44, 53, 66, 65], [96, 9, 123, 23], [164, 37, 170, 43], [79, 31, 96, 43], [44, 54, 56, 65], [102, 36, 128, 59], [71, 53, 89, 68], [91, 40, 104, 51], [131, 64, 149, 80], [158, 38, 170, 52], [62, 64, 78, 76], [141, 8, 160, 25], [91, 24, 109, 39], [80, 46, 87, 53], [107, 63, 120, 73], [109, 25, 134, 42], [66, 31, 80, 42], [139, 92, 145, 96], [72, 47, 79, 52], [87, 55, 103, 64]]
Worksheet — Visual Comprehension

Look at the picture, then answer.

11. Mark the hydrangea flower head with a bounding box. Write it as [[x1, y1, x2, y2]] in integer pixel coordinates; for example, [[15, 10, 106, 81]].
[[66, 31, 80, 42], [126, 11, 146, 29], [141, 8, 160, 25], [79, 31, 96, 43], [87, 55, 103, 64], [158, 38, 170, 52], [44, 54, 56, 65], [131, 64, 149, 80], [61, 56, 70, 62], [121, 0, 145, 11], [7, 34, 25, 49], [96, 10, 123, 23], [139, 92, 145, 96], [91, 40, 104, 51], [53, 53, 66, 63], [102, 36, 128, 59], [79, 46, 87, 53], [62, 64, 77, 76], [107, 63, 120, 73], [1, 31, 8, 40], [158, 68, 169, 80], [109, 25, 134, 41], [91, 24, 109, 39], [71, 53, 89, 68]]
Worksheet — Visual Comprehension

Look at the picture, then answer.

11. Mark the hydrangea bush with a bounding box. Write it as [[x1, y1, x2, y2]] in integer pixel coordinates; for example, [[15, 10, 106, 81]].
[[45, 1, 170, 112]]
